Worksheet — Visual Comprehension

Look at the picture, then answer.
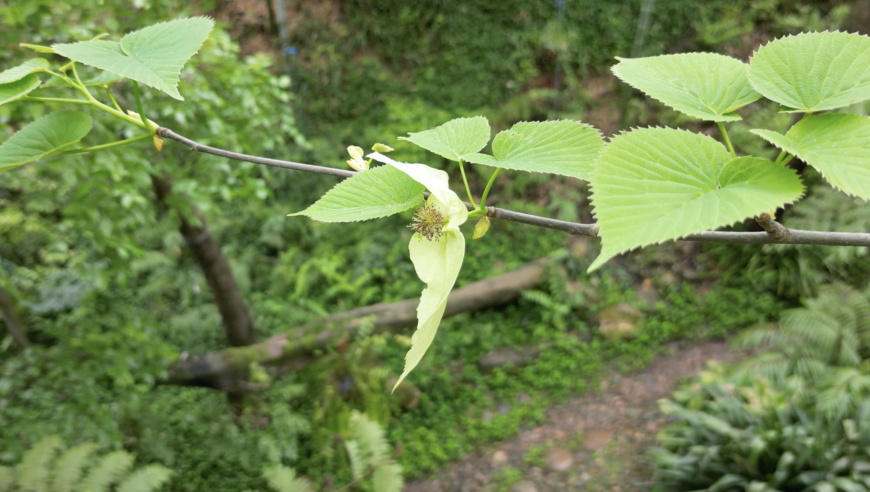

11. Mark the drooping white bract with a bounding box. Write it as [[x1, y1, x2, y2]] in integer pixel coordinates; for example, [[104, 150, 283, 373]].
[[368, 153, 468, 390]]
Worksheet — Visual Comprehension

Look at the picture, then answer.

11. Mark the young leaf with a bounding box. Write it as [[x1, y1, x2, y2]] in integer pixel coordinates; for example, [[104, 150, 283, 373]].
[[612, 53, 761, 121], [53, 17, 214, 100], [751, 114, 870, 200], [0, 58, 49, 84], [398, 116, 490, 161], [462, 120, 603, 181], [0, 111, 92, 172], [288, 165, 425, 222], [748, 31, 870, 112], [589, 128, 804, 271], [0, 74, 41, 107]]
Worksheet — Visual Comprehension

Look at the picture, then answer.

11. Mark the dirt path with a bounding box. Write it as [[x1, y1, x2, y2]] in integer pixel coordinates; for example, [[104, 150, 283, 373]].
[[404, 341, 748, 492]]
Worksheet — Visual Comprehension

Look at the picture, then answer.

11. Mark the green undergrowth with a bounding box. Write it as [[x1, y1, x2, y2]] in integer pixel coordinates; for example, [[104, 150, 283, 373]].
[[286, 253, 785, 482]]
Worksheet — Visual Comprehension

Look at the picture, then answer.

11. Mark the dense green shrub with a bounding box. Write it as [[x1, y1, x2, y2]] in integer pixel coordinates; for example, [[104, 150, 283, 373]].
[[651, 363, 870, 492]]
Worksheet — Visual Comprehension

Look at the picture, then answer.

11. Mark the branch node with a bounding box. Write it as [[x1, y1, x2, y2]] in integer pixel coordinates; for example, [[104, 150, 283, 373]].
[[754, 213, 792, 242]]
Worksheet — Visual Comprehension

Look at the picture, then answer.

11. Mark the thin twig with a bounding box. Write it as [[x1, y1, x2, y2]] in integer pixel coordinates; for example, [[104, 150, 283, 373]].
[[157, 128, 870, 248]]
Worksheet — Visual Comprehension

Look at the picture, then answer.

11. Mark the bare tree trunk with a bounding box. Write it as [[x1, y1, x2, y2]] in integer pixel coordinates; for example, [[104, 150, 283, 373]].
[[151, 174, 257, 347], [162, 259, 548, 391], [0, 286, 30, 349]]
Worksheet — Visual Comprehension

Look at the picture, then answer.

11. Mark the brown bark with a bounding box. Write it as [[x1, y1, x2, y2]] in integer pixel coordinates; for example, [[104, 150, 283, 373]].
[[151, 174, 256, 347], [0, 286, 30, 349], [163, 258, 548, 391]]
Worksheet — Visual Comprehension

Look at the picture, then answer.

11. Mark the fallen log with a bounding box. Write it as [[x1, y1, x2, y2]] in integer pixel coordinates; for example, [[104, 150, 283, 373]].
[[163, 258, 548, 391]]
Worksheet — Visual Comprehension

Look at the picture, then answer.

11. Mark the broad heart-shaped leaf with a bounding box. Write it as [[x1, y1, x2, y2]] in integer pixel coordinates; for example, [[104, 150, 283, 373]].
[[752, 114, 870, 200], [748, 31, 870, 112], [289, 164, 425, 222], [398, 116, 490, 161], [612, 53, 761, 121], [53, 17, 213, 100], [0, 58, 49, 84], [589, 128, 804, 271], [0, 111, 92, 172], [462, 120, 603, 181], [0, 74, 41, 107]]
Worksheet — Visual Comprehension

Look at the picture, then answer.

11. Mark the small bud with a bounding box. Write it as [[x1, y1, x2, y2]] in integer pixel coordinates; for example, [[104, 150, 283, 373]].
[[153, 134, 164, 152], [346, 145, 368, 171], [472, 216, 490, 240], [372, 143, 394, 153], [409, 204, 445, 241]]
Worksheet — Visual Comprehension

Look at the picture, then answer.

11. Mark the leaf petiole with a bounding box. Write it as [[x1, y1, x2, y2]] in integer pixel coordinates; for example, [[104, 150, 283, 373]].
[[457, 159, 477, 209], [24, 96, 91, 105], [60, 132, 152, 155], [105, 87, 122, 112], [717, 122, 737, 158], [774, 149, 787, 164], [131, 81, 155, 133]]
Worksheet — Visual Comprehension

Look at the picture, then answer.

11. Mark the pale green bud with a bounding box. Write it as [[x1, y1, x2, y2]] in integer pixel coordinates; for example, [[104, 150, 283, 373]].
[[372, 143, 395, 153]]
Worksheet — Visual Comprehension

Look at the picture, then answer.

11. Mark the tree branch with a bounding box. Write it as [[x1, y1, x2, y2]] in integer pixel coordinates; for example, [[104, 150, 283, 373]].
[[157, 127, 870, 248]]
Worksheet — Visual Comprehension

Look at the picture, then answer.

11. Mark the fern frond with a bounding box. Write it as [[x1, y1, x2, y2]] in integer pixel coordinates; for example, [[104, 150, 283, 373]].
[[372, 463, 404, 492], [732, 324, 791, 349], [79, 450, 135, 492], [18, 435, 62, 492], [733, 353, 790, 384], [344, 440, 364, 480], [348, 411, 391, 468], [116, 465, 173, 492], [52, 442, 99, 492], [262, 464, 312, 492]]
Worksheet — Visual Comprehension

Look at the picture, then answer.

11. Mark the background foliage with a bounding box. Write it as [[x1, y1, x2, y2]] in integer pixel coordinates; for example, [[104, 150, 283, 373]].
[[1, 0, 866, 489]]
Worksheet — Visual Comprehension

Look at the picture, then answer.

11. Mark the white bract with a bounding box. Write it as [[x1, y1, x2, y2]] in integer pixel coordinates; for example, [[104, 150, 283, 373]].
[[368, 153, 468, 390]]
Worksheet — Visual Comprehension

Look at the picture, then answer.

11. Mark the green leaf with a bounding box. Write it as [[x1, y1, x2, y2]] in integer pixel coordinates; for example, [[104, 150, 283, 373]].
[[0, 74, 41, 107], [53, 17, 214, 100], [752, 114, 870, 200], [748, 31, 870, 112], [462, 120, 603, 181], [589, 128, 804, 271], [398, 116, 490, 161], [288, 165, 425, 222], [0, 58, 49, 84], [612, 53, 761, 121], [0, 111, 92, 172]]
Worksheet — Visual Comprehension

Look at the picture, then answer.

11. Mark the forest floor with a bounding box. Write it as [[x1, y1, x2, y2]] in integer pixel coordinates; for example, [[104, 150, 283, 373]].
[[404, 340, 747, 492]]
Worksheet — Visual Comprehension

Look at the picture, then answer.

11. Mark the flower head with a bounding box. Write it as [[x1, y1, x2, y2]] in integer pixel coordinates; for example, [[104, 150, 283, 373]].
[[409, 203, 445, 241]]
